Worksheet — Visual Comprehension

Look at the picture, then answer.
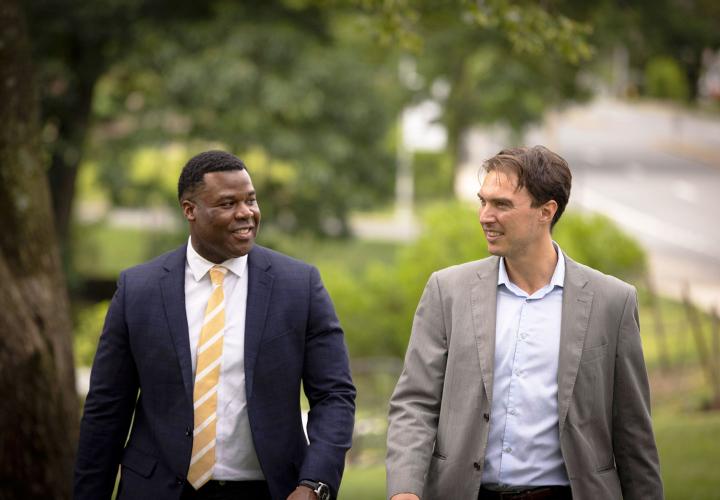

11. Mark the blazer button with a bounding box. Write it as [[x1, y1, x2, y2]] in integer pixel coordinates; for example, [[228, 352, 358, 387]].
[[176, 476, 184, 485], [185, 427, 192, 437], [473, 462, 481, 471], [483, 413, 490, 422]]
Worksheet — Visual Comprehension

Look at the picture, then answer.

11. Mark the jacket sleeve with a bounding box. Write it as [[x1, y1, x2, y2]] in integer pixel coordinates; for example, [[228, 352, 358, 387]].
[[298, 265, 356, 498], [386, 272, 448, 498], [74, 272, 139, 500], [612, 287, 664, 499]]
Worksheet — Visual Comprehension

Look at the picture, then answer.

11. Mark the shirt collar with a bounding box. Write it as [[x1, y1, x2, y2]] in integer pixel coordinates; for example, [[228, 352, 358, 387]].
[[498, 241, 565, 290], [186, 236, 248, 282]]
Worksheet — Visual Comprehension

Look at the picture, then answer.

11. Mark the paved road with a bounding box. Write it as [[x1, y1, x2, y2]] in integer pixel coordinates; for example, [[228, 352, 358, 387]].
[[466, 98, 720, 310]]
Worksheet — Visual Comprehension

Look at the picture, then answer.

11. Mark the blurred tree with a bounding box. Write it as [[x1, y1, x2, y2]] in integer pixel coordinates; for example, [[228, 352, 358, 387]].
[[0, 0, 78, 498], [86, 2, 400, 236], [624, 0, 720, 99], [558, 0, 720, 99], [644, 55, 691, 102], [359, 0, 595, 170], [26, 0, 596, 246], [25, 0, 217, 245], [26, 0, 402, 243]]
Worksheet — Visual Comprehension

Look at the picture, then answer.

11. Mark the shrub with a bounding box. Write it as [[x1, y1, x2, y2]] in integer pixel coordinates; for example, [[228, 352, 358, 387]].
[[553, 212, 647, 281], [331, 202, 647, 358], [644, 56, 690, 102]]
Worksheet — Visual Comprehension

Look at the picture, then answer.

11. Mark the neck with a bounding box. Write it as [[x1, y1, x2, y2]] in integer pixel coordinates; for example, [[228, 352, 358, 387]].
[[504, 237, 558, 295]]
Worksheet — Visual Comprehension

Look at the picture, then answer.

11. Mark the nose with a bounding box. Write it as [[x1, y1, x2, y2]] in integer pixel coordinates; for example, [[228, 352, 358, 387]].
[[235, 202, 254, 219], [479, 203, 495, 224]]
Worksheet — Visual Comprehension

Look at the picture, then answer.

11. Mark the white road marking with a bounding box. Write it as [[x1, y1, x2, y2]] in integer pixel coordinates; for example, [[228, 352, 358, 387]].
[[576, 189, 717, 260]]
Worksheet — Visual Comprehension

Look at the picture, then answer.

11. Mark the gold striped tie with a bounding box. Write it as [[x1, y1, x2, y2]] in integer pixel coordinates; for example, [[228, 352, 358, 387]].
[[187, 265, 228, 489]]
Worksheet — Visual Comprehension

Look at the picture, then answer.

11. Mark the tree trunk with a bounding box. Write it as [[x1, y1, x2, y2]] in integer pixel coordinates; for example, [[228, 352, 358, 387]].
[[0, 1, 79, 498], [45, 55, 98, 247]]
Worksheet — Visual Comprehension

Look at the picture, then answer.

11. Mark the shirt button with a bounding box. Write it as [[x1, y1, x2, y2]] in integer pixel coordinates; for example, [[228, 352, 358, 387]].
[[508, 408, 516, 415], [520, 332, 527, 340], [504, 447, 512, 453]]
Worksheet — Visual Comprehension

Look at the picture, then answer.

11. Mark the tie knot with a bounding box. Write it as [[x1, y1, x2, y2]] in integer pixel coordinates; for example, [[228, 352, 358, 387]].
[[209, 265, 227, 286]]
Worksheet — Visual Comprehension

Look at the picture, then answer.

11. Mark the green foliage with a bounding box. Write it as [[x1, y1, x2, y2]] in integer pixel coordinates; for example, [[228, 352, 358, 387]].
[[412, 18, 592, 153], [71, 223, 185, 279], [74, 301, 110, 366], [413, 151, 454, 202], [87, 2, 402, 236], [345, 0, 594, 63], [70, 203, 648, 362], [553, 212, 647, 281], [326, 203, 646, 359], [470, 1, 594, 64], [644, 56, 690, 102]]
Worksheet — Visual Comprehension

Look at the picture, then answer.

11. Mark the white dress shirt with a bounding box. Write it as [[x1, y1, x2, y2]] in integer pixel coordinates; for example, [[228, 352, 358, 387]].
[[482, 243, 570, 488], [185, 238, 264, 480]]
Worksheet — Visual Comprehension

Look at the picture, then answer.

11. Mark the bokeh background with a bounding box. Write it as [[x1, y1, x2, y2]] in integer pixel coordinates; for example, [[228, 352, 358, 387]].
[[2, 1, 720, 499]]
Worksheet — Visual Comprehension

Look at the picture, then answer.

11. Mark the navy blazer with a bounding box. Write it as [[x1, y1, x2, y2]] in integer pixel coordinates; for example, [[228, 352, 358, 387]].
[[75, 244, 356, 500]]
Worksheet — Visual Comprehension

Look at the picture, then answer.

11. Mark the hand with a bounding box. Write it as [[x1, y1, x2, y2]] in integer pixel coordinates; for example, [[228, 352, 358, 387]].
[[287, 485, 317, 500], [391, 494, 420, 500]]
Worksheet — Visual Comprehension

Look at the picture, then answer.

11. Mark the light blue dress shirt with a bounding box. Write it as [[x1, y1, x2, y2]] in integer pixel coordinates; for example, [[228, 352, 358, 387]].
[[481, 244, 570, 488]]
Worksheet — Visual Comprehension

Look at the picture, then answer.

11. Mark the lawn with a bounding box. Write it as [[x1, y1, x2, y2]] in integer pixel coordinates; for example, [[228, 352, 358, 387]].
[[655, 410, 720, 500], [341, 465, 385, 500], [339, 407, 720, 500]]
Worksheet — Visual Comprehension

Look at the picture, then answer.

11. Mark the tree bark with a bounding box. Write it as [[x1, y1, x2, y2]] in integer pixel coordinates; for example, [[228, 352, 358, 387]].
[[0, 1, 79, 498], [44, 49, 99, 247]]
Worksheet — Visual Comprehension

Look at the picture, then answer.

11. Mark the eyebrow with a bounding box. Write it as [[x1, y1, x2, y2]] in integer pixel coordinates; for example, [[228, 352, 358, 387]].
[[478, 194, 514, 205], [216, 190, 256, 199], [477, 193, 510, 202]]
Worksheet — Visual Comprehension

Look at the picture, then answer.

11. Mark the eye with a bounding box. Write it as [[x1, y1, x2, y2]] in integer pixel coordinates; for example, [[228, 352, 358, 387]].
[[247, 198, 257, 206]]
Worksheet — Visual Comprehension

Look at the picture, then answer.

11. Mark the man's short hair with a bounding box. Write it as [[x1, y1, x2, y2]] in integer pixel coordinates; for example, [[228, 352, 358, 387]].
[[482, 145, 572, 228], [177, 150, 247, 201]]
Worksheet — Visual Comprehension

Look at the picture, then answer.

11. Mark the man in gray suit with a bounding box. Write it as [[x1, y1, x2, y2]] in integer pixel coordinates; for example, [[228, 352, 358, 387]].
[[386, 146, 662, 500]]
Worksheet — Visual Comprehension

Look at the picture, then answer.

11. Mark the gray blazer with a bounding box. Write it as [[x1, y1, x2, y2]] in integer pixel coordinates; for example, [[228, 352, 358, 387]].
[[386, 254, 663, 500]]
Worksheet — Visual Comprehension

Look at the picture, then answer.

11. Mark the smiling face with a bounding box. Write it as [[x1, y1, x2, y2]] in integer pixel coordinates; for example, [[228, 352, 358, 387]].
[[478, 169, 555, 260], [182, 169, 260, 263]]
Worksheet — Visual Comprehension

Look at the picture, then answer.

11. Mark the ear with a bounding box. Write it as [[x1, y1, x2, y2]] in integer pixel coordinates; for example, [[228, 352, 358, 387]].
[[539, 200, 558, 225], [181, 199, 197, 222]]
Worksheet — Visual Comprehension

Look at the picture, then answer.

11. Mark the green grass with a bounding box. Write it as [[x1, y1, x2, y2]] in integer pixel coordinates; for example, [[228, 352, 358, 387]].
[[72, 223, 185, 278], [338, 410, 720, 500], [70, 223, 399, 279], [638, 292, 717, 371], [340, 465, 385, 500], [262, 230, 400, 272], [654, 411, 720, 500]]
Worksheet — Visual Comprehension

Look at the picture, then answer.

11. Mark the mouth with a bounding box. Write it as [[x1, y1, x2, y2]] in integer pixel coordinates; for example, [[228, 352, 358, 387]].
[[483, 228, 503, 240], [231, 226, 254, 239]]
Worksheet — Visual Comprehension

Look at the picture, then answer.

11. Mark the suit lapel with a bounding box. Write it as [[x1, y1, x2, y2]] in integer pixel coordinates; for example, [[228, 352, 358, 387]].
[[557, 255, 594, 434], [160, 245, 194, 406], [244, 246, 274, 400], [470, 257, 500, 404]]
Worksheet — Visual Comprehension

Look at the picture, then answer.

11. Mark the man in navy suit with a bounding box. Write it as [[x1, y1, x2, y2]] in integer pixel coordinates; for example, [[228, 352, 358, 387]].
[[75, 150, 356, 500]]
